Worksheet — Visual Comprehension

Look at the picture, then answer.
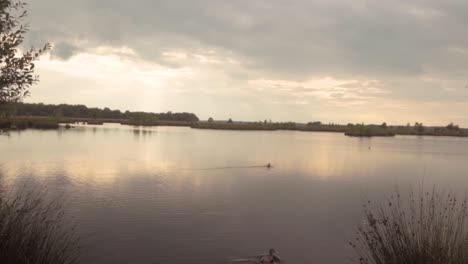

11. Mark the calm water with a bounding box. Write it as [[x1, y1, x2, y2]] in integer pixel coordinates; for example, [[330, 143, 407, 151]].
[[2, 124, 468, 263]]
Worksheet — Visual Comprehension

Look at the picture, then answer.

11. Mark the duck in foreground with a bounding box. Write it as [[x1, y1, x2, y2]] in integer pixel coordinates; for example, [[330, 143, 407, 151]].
[[232, 249, 282, 263], [259, 249, 281, 263]]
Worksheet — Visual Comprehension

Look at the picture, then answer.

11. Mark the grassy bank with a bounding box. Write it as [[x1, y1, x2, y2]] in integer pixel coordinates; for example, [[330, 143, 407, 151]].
[[191, 122, 278, 131], [345, 124, 396, 137], [193, 122, 468, 138], [394, 127, 468, 137], [121, 120, 194, 127], [300, 123, 348, 133], [192, 121, 312, 131]]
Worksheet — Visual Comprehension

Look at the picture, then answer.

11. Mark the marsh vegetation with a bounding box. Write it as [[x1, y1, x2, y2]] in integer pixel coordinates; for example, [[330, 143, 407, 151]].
[[0, 184, 79, 264], [191, 121, 291, 130], [0, 117, 59, 130], [345, 123, 396, 137], [352, 189, 468, 264]]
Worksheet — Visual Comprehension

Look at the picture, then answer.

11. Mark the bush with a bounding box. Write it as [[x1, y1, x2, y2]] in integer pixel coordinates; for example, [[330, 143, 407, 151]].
[[352, 189, 468, 264]]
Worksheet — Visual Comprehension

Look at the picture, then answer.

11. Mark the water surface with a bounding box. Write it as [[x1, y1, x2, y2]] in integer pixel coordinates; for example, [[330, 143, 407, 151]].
[[2, 124, 468, 263]]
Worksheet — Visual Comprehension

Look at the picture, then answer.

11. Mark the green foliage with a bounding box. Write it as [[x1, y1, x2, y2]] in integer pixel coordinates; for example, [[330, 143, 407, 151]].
[[4, 102, 199, 122], [0, 0, 50, 104], [352, 189, 468, 264]]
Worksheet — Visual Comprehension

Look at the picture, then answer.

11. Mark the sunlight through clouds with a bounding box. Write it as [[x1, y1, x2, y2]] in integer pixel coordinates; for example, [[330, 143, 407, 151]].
[[23, 0, 468, 125]]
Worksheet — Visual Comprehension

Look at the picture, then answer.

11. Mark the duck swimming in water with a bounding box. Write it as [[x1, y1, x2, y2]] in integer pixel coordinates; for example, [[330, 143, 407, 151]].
[[259, 249, 281, 263], [232, 249, 281, 263]]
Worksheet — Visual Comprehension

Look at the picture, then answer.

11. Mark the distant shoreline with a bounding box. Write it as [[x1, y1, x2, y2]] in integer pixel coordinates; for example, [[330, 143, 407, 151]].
[[1, 102, 467, 138], [2, 116, 468, 138]]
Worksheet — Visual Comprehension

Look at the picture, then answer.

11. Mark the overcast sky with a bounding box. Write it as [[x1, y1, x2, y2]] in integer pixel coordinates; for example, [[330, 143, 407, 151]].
[[23, 0, 468, 125]]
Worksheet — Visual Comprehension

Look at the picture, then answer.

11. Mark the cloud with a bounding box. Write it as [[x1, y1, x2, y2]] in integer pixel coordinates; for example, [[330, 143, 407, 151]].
[[25, 1, 466, 75], [20, 0, 468, 125], [51, 42, 79, 60]]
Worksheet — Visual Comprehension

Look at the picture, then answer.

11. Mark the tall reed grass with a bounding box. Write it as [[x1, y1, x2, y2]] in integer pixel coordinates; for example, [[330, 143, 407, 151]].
[[0, 185, 80, 264], [351, 188, 468, 264]]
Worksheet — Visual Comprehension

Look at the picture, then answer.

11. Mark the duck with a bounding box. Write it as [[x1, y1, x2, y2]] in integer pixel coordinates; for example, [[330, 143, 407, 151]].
[[259, 249, 281, 263], [232, 249, 282, 264]]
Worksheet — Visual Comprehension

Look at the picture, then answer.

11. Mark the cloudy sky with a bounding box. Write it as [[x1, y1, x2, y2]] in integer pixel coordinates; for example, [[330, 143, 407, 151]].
[[23, 0, 468, 125]]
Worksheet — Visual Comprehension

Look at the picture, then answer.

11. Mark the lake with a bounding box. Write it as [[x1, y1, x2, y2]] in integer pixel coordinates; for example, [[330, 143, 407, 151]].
[[2, 124, 468, 263]]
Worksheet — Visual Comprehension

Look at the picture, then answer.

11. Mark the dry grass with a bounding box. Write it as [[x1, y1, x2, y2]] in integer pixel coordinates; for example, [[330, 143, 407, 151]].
[[351, 188, 468, 264]]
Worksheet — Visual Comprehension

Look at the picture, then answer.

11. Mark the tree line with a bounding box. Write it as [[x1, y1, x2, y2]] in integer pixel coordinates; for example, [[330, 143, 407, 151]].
[[0, 103, 199, 122]]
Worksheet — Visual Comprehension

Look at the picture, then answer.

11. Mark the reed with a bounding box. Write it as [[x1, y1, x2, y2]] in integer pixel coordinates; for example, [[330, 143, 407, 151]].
[[352, 188, 468, 264], [0, 186, 80, 264]]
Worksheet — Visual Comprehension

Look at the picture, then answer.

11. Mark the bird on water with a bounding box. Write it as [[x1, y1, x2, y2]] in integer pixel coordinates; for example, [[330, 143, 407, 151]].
[[259, 249, 281, 263], [232, 249, 281, 263]]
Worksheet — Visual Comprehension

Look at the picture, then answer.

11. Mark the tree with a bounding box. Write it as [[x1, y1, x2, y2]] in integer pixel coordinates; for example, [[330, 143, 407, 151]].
[[414, 122, 424, 133], [208, 117, 214, 122], [0, 0, 50, 105], [446, 122, 459, 131], [381, 122, 387, 128], [227, 118, 233, 123]]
